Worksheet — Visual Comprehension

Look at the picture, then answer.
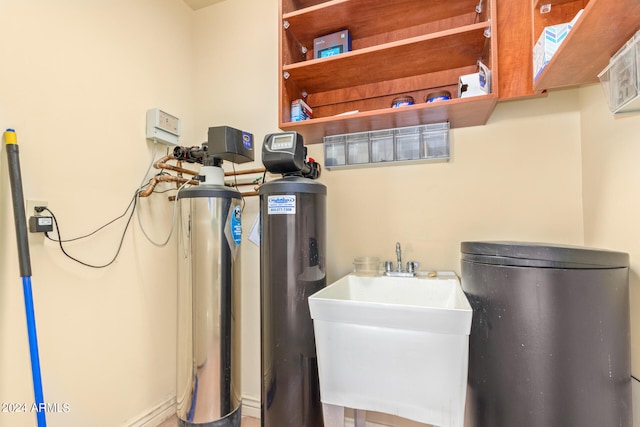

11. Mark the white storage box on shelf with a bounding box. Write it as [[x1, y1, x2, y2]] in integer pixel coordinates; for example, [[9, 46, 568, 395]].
[[308, 272, 472, 427], [598, 29, 640, 114]]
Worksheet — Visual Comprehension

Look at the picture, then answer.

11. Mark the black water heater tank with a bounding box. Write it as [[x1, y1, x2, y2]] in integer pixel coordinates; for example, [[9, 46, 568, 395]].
[[461, 241, 632, 427]]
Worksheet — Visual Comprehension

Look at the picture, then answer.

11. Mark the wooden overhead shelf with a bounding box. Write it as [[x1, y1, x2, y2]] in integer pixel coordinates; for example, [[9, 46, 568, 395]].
[[282, 0, 484, 49], [283, 23, 490, 94], [533, 0, 640, 91], [279, 0, 640, 144], [280, 95, 497, 143], [278, 0, 498, 144]]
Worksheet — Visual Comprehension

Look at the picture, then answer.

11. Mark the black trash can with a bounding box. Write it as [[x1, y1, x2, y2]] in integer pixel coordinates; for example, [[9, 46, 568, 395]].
[[461, 241, 632, 427]]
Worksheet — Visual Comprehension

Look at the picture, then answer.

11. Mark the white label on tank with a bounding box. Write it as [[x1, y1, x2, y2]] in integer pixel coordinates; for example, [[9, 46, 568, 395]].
[[268, 195, 296, 214]]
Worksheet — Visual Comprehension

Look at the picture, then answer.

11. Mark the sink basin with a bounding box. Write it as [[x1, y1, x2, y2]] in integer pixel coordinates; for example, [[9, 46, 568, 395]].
[[308, 272, 472, 427]]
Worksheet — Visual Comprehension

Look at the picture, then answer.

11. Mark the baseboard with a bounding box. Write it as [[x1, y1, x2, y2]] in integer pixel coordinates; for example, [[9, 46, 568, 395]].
[[241, 395, 261, 419], [125, 394, 390, 427], [125, 395, 176, 427], [126, 395, 262, 426]]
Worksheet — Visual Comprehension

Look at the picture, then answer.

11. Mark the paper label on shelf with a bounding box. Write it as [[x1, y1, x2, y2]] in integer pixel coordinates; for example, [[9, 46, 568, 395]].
[[268, 195, 296, 215]]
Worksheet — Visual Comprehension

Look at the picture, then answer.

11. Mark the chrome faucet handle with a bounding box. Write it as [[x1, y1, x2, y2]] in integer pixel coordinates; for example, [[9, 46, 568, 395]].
[[384, 261, 393, 273], [407, 261, 419, 273]]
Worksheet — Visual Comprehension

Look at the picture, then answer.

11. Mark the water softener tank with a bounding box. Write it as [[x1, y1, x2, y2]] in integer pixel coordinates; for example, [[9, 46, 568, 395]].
[[259, 132, 326, 427], [176, 183, 243, 427], [461, 241, 632, 427], [175, 126, 254, 427]]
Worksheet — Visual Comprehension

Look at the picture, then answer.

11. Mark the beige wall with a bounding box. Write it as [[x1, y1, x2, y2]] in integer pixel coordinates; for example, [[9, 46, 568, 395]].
[[308, 89, 585, 283], [0, 1, 634, 426], [580, 83, 640, 373], [0, 1, 195, 426]]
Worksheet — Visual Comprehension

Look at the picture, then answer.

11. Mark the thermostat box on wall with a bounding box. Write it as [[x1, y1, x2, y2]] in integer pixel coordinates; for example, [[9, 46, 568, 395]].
[[314, 29, 351, 59], [146, 108, 181, 146]]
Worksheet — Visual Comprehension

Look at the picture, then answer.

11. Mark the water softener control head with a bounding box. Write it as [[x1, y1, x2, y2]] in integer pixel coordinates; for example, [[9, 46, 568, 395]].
[[262, 132, 320, 179]]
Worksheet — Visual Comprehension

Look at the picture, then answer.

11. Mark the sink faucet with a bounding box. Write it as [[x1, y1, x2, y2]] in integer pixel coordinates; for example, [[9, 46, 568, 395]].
[[385, 242, 418, 277], [396, 242, 403, 272]]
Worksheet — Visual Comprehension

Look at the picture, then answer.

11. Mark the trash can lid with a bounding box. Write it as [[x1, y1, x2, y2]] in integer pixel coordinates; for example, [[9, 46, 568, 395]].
[[461, 241, 629, 269]]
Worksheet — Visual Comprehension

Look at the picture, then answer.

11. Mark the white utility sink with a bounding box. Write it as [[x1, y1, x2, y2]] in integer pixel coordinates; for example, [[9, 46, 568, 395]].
[[308, 272, 472, 427]]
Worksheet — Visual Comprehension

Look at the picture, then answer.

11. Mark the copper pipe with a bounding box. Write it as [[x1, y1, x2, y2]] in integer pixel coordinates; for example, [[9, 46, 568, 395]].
[[142, 154, 265, 198], [154, 155, 264, 178], [240, 191, 259, 197], [226, 180, 262, 187], [224, 167, 265, 176], [154, 155, 199, 176], [139, 174, 199, 197]]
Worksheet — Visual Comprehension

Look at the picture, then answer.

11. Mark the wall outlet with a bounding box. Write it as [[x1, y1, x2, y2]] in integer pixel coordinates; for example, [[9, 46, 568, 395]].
[[26, 200, 47, 216], [26, 200, 48, 244]]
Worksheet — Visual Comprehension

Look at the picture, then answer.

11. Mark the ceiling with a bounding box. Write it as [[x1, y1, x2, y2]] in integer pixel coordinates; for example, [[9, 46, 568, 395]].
[[183, 0, 225, 10]]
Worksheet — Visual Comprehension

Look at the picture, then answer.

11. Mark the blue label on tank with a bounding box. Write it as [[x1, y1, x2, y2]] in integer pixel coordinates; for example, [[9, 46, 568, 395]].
[[231, 205, 242, 245], [242, 132, 253, 150]]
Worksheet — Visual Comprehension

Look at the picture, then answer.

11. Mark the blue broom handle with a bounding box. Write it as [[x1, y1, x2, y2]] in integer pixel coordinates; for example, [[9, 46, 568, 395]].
[[22, 276, 46, 427], [5, 129, 47, 427]]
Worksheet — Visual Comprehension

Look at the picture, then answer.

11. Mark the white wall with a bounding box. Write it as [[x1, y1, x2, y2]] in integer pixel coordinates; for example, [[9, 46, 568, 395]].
[[0, 1, 195, 426]]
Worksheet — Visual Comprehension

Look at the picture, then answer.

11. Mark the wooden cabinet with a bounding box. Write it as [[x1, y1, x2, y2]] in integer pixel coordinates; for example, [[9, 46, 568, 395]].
[[278, 0, 498, 143], [497, 0, 640, 99], [532, 0, 640, 92]]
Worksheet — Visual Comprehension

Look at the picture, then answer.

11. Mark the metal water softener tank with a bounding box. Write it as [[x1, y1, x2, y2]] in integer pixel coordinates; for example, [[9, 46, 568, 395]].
[[175, 126, 254, 427], [461, 241, 632, 427], [259, 132, 326, 427], [177, 185, 243, 427]]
